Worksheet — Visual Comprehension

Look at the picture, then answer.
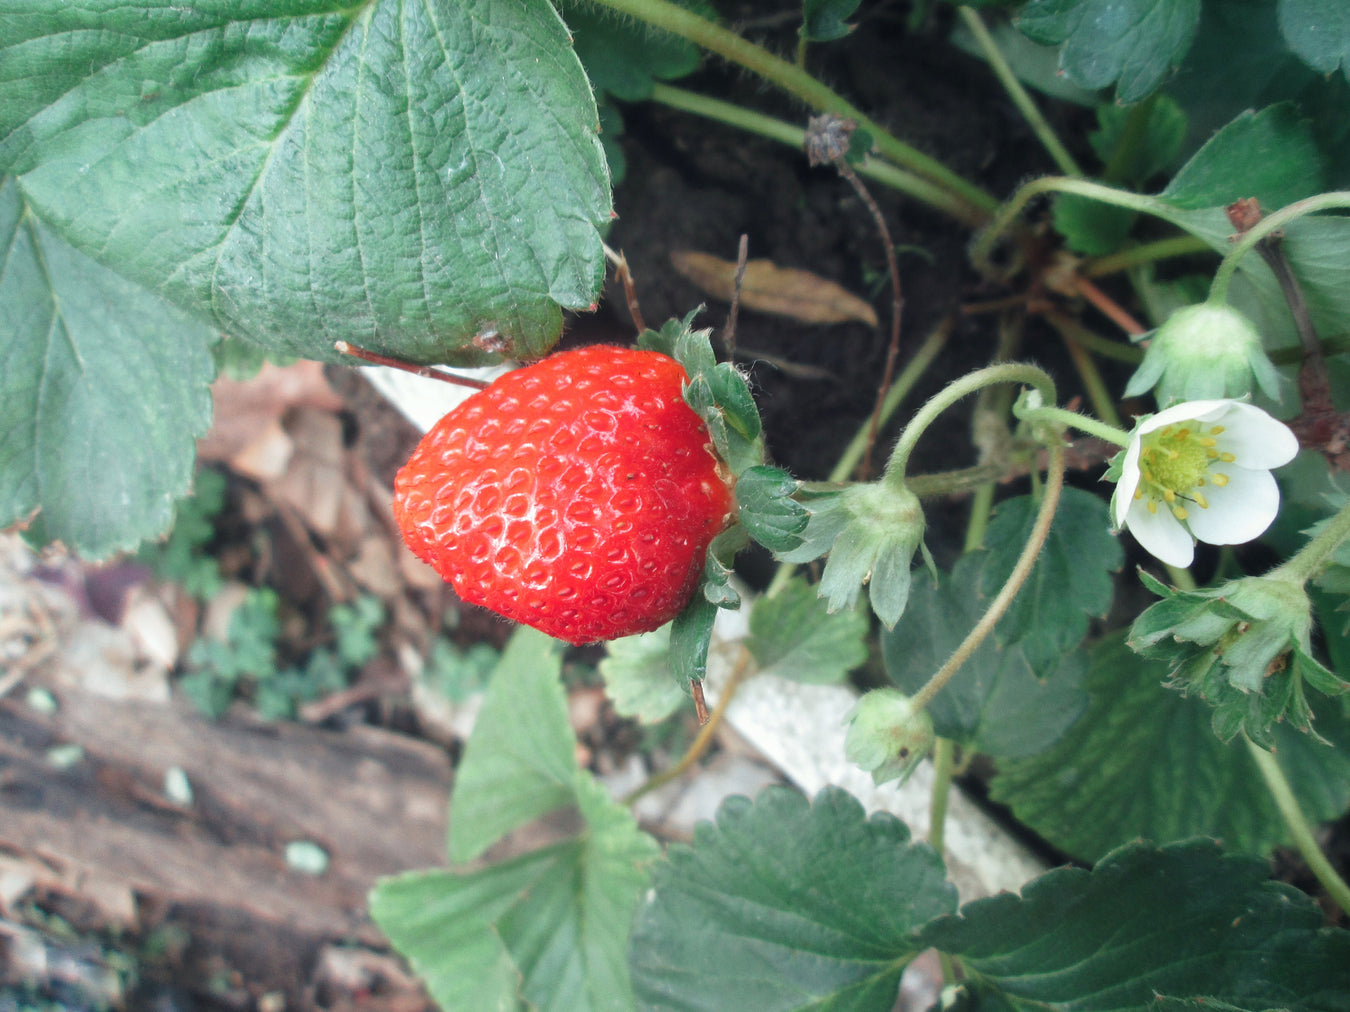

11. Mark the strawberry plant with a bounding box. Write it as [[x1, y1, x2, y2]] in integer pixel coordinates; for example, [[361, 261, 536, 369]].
[[7, 1, 1350, 1009]]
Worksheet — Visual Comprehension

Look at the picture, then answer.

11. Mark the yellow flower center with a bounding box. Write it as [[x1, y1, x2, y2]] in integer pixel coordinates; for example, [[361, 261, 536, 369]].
[[1134, 422, 1234, 520]]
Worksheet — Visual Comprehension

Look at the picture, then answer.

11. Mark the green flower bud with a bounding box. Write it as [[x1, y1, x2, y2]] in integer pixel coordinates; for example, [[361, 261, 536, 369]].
[[844, 688, 935, 785], [1125, 303, 1282, 408], [1128, 571, 1348, 747]]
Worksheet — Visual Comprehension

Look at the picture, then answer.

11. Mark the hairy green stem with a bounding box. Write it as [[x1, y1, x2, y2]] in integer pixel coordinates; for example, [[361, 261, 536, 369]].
[[1208, 191, 1350, 305], [886, 363, 1058, 482], [957, 7, 1082, 177], [1082, 235, 1210, 277], [910, 438, 1066, 712], [1019, 403, 1129, 446], [649, 85, 981, 222], [928, 735, 955, 854], [1043, 316, 1125, 429], [972, 177, 1175, 275], [591, 0, 998, 218], [1245, 736, 1350, 919], [1273, 498, 1350, 586], [832, 318, 954, 483]]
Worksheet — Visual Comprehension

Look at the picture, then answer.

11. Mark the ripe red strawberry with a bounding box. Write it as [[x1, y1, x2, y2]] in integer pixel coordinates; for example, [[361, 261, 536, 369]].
[[393, 345, 734, 645]]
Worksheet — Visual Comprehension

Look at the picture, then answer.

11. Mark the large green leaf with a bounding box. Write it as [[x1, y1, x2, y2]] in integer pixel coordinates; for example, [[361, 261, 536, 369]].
[[1015, 0, 1201, 102], [628, 786, 957, 1011], [1166, 0, 1350, 187], [746, 576, 868, 685], [447, 627, 576, 863], [1279, 0, 1350, 78], [991, 634, 1350, 861], [979, 488, 1121, 677], [0, 177, 215, 559], [1160, 103, 1326, 210], [373, 777, 658, 1012], [919, 841, 1350, 1011], [883, 557, 1089, 760], [0, 0, 610, 365]]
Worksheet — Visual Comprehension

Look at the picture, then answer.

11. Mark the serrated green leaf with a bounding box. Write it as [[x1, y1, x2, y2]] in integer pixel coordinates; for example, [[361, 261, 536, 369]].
[[802, 0, 862, 42], [599, 627, 686, 724], [979, 488, 1122, 678], [920, 840, 1350, 1011], [991, 633, 1350, 861], [1279, 0, 1350, 79], [883, 557, 1088, 760], [374, 776, 657, 1012], [447, 628, 575, 863], [1052, 191, 1137, 255], [2, 0, 610, 366], [1015, 0, 1201, 102], [0, 177, 215, 560], [747, 577, 867, 685], [1160, 103, 1326, 210], [1089, 94, 1188, 184], [629, 786, 958, 1011], [560, 0, 712, 102], [734, 465, 807, 554]]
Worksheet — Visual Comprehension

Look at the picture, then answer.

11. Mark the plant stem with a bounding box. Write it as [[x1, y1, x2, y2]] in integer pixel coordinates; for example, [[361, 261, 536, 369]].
[[1083, 235, 1210, 277], [1208, 192, 1350, 305], [1039, 309, 1143, 365], [1018, 404, 1129, 447], [593, 0, 998, 218], [1273, 499, 1350, 585], [885, 363, 1058, 482], [910, 438, 1066, 712], [1245, 735, 1350, 919], [972, 177, 1175, 275], [649, 84, 988, 225], [622, 648, 754, 806], [1041, 314, 1125, 430], [957, 7, 1082, 177], [928, 735, 955, 854], [831, 317, 953, 483]]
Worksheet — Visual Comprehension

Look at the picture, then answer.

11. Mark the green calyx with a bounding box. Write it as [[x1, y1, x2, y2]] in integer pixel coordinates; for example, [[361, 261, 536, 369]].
[[1126, 303, 1281, 407], [1129, 571, 1347, 747], [844, 688, 935, 786]]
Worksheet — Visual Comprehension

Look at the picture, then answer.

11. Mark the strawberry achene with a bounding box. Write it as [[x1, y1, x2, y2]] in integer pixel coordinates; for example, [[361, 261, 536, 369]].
[[393, 345, 734, 645]]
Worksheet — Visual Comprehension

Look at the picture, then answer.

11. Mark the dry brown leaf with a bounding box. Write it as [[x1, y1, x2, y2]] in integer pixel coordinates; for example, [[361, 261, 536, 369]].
[[198, 360, 344, 468], [670, 250, 879, 328]]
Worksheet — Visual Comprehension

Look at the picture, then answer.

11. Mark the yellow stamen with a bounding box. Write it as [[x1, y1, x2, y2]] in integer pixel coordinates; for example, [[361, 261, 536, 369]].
[[1172, 505, 1189, 520], [1147, 500, 1158, 514], [1206, 449, 1219, 459], [1219, 452, 1236, 463], [1163, 489, 1176, 502], [1134, 488, 1143, 500], [1174, 428, 1191, 439], [1193, 492, 1209, 509], [1212, 473, 1229, 487], [1199, 437, 1217, 448], [1210, 426, 1225, 435]]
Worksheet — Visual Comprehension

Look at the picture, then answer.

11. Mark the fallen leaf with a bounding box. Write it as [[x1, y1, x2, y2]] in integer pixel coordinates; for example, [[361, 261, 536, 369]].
[[671, 250, 879, 327]]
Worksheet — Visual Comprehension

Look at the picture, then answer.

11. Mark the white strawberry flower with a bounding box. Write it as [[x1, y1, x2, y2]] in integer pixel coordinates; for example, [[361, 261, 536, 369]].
[[1111, 400, 1299, 568]]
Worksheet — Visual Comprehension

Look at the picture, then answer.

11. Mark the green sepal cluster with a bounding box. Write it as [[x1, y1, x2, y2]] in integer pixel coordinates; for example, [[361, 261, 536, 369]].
[[843, 688, 935, 785], [1125, 302, 1283, 407], [1129, 569, 1348, 747], [779, 481, 927, 628]]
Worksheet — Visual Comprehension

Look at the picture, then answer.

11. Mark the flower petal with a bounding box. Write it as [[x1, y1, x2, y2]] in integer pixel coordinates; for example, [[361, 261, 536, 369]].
[[1113, 442, 1144, 527], [1210, 402, 1299, 469], [1137, 399, 1235, 435], [1125, 499, 1195, 567], [1186, 466, 1280, 545]]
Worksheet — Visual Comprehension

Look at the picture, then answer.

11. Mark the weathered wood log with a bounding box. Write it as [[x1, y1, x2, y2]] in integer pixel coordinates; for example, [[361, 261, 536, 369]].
[[0, 686, 451, 1001]]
